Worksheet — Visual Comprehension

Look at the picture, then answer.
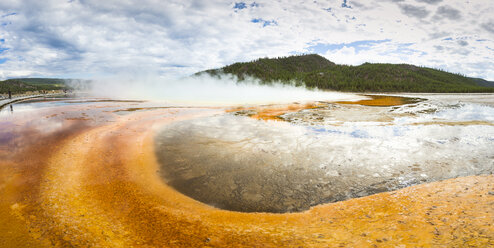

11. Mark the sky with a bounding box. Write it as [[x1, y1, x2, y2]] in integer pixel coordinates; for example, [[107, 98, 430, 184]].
[[0, 0, 493, 80]]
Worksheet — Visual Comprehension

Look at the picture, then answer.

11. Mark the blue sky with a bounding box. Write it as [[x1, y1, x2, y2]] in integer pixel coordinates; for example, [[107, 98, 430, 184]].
[[307, 40, 392, 54], [0, 0, 493, 80]]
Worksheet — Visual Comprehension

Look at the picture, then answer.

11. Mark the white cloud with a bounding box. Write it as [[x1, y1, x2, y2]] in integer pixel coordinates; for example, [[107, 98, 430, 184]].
[[0, 0, 492, 80]]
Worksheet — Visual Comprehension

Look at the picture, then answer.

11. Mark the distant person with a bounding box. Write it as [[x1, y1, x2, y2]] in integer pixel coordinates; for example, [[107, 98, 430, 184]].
[[8, 90, 11, 99]]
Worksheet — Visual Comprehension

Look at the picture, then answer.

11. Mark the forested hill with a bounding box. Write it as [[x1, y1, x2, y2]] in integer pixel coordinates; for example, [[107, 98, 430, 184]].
[[0, 78, 68, 94], [198, 54, 494, 93]]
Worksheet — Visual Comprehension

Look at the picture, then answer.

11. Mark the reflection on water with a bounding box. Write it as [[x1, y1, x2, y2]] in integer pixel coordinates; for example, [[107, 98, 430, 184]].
[[0, 96, 146, 117], [156, 100, 494, 213], [1, 94, 494, 247]]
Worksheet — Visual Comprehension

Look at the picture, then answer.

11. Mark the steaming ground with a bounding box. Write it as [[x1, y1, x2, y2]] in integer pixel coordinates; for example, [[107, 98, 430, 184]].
[[2, 95, 493, 247], [65, 77, 494, 212], [155, 96, 494, 213], [72, 74, 366, 105]]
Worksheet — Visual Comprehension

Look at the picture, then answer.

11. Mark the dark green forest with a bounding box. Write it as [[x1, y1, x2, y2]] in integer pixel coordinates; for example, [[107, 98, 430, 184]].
[[3, 56, 494, 94], [0, 78, 67, 94], [198, 54, 494, 93]]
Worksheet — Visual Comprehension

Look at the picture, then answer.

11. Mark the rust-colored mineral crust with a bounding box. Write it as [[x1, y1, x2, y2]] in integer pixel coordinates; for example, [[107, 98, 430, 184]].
[[335, 95, 419, 107], [0, 107, 493, 248]]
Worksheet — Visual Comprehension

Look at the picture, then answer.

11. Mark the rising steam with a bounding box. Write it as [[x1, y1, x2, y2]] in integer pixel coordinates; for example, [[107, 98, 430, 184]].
[[66, 74, 366, 105]]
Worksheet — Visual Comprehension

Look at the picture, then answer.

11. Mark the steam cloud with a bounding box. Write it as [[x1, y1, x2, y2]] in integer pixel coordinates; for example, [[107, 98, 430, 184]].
[[66, 74, 366, 105]]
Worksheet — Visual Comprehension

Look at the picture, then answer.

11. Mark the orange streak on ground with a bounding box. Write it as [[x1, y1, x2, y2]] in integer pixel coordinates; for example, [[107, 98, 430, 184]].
[[227, 103, 320, 121], [0, 108, 493, 247], [336, 95, 411, 107]]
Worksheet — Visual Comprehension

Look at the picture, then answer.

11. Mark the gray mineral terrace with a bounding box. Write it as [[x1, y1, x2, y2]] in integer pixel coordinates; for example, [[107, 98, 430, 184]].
[[155, 95, 494, 213]]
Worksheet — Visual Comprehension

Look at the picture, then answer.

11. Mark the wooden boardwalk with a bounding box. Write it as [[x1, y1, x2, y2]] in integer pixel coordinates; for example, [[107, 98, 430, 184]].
[[0, 94, 59, 109]]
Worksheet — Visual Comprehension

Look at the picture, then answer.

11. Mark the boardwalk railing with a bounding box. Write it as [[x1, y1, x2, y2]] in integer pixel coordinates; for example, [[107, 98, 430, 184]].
[[0, 94, 61, 110]]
